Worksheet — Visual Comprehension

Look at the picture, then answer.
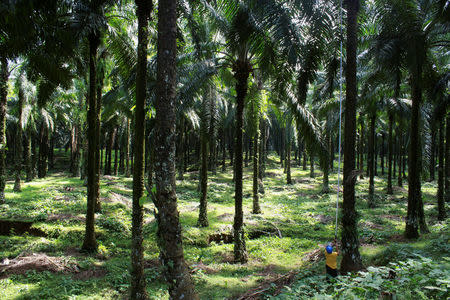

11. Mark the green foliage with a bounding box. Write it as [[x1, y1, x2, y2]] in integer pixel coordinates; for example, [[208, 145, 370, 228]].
[[96, 215, 129, 233], [277, 257, 449, 299], [0, 151, 447, 299]]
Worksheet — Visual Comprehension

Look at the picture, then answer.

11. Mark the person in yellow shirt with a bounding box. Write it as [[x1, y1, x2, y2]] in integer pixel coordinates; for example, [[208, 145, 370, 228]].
[[325, 238, 339, 280]]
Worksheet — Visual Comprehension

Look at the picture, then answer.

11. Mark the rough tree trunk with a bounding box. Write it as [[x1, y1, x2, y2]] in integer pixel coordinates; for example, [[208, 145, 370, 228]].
[[82, 32, 100, 252], [198, 93, 209, 227], [437, 117, 446, 220], [0, 57, 7, 203], [95, 58, 104, 213], [368, 112, 375, 208], [209, 89, 217, 175], [232, 58, 251, 264], [341, 0, 363, 273], [130, 1, 151, 298], [381, 133, 385, 176], [38, 121, 48, 179], [359, 115, 364, 179], [153, 0, 198, 298], [13, 82, 24, 192], [25, 130, 32, 182], [445, 114, 450, 203], [398, 133, 403, 187], [125, 118, 131, 177], [286, 141, 292, 184], [253, 130, 261, 213], [387, 114, 393, 194], [405, 64, 422, 239]]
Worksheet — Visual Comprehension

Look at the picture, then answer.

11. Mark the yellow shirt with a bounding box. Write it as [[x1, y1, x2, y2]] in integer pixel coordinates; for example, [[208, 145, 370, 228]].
[[325, 251, 338, 269]]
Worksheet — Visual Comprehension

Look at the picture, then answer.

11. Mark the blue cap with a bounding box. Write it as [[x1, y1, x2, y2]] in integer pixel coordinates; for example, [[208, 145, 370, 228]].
[[326, 245, 333, 254]]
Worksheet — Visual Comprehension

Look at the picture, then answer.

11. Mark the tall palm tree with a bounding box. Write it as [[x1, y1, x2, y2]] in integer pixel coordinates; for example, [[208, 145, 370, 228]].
[[130, 0, 152, 299], [72, 0, 114, 252], [341, 0, 363, 273], [0, 58, 7, 204], [376, 0, 449, 238], [153, 0, 198, 298], [201, 0, 276, 263], [13, 75, 25, 192]]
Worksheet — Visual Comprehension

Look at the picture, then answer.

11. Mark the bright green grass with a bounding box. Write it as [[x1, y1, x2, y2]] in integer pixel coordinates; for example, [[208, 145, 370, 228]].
[[0, 151, 447, 299]]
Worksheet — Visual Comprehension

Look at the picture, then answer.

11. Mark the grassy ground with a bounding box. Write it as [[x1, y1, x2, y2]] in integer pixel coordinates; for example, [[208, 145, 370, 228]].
[[0, 150, 447, 299]]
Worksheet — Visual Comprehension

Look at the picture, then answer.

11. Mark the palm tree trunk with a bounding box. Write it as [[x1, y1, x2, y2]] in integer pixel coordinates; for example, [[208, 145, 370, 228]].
[[95, 64, 104, 213], [147, 139, 154, 189], [177, 119, 185, 180], [81, 134, 87, 182], [233, 59, 251, 264], [322, 129, 330, 193], [393, 137, 397, 178], [253, 130, 261, 213], [446, 114, 450, 203], [38, 121, 48, 178], [329, 133, 334, 171], [198, 95, 209, 227], [286, 140, 292, 184], [48, 135, 54, 171], [244, 138, 249, 167], [153, 0, 198, 298], [398, 133, 403, 187], [280, 127, 285, 169], [13, 83, 24, 192], [125, 118, 131, 177], [259, 119, 266, 180], [71, 125, 81, 177], [25, 129, 32, 182], [381, 133, 385, 175], [359, 115, 364, 179], [82, 32, 100, 252], [368, 112, 375, 207], [437, 117, 446, 220], [119, 133, 125, 174], [209, 89, 217, 175], [387, 114, 393, 194], [109, 129, 115, 174], [221, 130, 226, 172], [130, 2, 151, 298], [114, 135, 118, 176], [104, 130, 110, 175], [341, 0, 363, 273], [31, 131, 37, 179], [309, 153, 314, 178], [405, 65, 422, 239], [374, 134, 378, 176], [302, 149, 307, 170], [429, 127, 436, 181], [0, 57, 7, 204]]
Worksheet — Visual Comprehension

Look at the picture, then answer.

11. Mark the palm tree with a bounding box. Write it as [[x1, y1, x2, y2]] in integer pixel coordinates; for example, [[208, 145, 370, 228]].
[[130, 0, 152, 299], [376, 0, 448, 238], [446, 113, 450, 203], [0, 58, 7, 204], [72, 0, 115, 252], [12, 75, 25, 192], [341, 0, 363, 273], [153, 0, 198, 298], [246, 80, 263, 213], [201, 0, 276, 263]]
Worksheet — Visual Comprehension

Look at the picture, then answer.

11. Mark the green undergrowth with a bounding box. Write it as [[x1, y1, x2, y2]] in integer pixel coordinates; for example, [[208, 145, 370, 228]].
[[0, 151, 447, 299], [273, 225, 449, 299]]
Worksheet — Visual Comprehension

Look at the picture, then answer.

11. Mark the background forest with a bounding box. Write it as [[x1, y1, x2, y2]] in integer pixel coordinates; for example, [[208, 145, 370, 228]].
[[0, 0, 449, 299]]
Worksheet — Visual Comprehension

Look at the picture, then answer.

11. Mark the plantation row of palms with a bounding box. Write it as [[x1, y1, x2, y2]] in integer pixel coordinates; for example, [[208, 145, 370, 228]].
[[1, 0, 448, 298]]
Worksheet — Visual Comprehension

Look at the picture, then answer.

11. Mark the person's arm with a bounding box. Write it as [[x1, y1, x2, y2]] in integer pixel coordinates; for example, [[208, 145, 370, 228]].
[[334, 238, 339, 254]]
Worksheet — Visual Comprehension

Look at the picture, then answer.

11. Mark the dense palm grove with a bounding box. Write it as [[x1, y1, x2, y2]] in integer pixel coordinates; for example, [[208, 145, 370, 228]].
[[0, 0, 448, 299]]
